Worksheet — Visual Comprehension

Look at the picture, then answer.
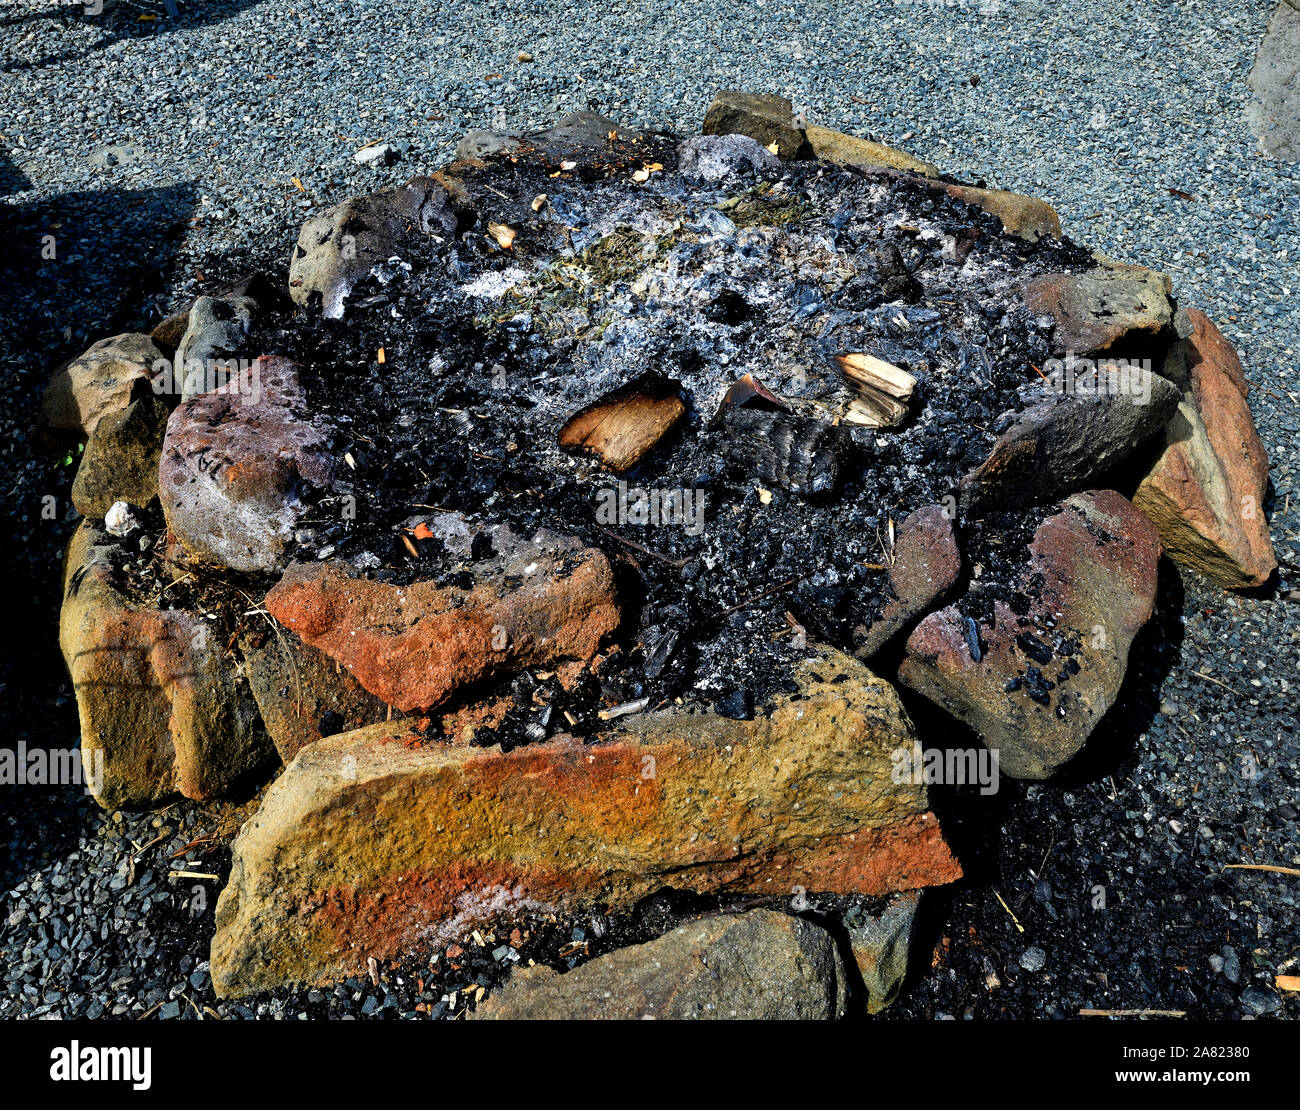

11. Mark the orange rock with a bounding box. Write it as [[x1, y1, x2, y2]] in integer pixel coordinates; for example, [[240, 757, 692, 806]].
[[210, 647, 961, 997], [265, 528, 620, 713], [1134, 310, 1276, 589], [58, 523, 275, 809]]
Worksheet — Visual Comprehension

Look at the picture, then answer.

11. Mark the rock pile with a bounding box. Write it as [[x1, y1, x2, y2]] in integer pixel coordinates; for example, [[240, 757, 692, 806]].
[[45, 91, 1277, 1016]]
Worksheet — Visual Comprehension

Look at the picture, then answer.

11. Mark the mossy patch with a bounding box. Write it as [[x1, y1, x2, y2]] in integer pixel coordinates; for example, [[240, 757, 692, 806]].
[[718, 181, 810, 228], [477, 224, 680, 338]]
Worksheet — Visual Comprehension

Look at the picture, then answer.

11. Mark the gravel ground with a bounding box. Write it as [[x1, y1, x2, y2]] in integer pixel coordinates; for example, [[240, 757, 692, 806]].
[[1, 0, 1297, 1020]]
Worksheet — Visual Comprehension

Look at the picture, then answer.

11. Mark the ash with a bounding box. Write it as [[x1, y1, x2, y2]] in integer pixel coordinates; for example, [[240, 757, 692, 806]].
[[260, 134, 1096, 732]]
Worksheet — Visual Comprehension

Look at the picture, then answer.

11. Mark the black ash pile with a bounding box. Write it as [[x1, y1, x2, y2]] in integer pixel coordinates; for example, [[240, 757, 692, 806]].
[[258, 127, 1095, 730]]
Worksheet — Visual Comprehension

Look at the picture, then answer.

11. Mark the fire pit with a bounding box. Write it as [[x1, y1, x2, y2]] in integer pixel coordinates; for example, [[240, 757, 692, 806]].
[[48, 92, 1276, 1014]]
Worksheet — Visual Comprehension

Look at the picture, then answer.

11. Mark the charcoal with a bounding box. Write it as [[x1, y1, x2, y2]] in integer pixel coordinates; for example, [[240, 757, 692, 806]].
[[718, 408, 844, 499]]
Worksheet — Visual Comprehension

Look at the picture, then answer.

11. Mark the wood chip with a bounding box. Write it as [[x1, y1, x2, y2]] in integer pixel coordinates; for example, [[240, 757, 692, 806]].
[[558, 371, 686, 473], [834, 352, 916, 400], [843, 394, 909, 428], [487, 221, 517, 249], [597, 697, 650, 721]]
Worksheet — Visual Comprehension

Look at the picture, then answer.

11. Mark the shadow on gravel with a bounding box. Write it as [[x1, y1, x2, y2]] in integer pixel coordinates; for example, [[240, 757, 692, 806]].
[[1052, 556, 1186, 786], [0, 150, 31, 198], [886, 556, 1187, 1009], [0, 183, 196, 856], [0, 0, 265, 74]]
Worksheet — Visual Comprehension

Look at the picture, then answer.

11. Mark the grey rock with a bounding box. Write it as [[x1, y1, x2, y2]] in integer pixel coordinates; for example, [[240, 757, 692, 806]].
[[960, 375, 1180, 514], [676, 134, 780, 184], [288, 176, 456, 318], [1019, 946, 1047, 972], [846, 891, 921, 1014], [474, 910, 847, 1020], [353, 141, 400, 166], [1247, 3, 1300, 162], [173, 295, 258, 402]]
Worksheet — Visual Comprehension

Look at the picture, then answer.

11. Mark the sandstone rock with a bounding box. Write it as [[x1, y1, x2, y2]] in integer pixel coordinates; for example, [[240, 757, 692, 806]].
[[173, 294, 258, 401], [209, 647, 961, 996], [264, 521, 621, 712], [59, 523, 275, 809], [1134, 309, 1276, 588], [159, 356, 334, 574], [150, 310, 191, 354], [702, 90, 806, 159], [676, 134, 781, 184], [288, 176, 457, 318], [40, 333, 164, 441], [473, 910, 847, 1020], [237, 624, 389, 763], [70, 392, 169, 518], [855, 504, 961, 658], [1022, 259, 1173, 355], [940, 182, 1061, 242], [900, 491, 1160, 780], [846, 890, 920, 1014], [803, 123, 940, 177], [960, 374, 1180, 515]]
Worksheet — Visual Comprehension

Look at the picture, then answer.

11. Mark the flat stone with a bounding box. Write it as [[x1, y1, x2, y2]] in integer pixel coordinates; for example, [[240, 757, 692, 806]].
[[70, 392, 169, 517], [855, 504, 961, 658], [1022, 258, 1174, 356], [702, 90, 806, 159], [263, 521, 621, 713], [1247, 2, 1300, 162], [159, 356, 334, 574], [209, 647, 961, 997], [58, 523, 275, 810], [455, 130, 523, 161], [900, 491, 1161, 780], [803, 123, 940, 177], [527, 111, 640, 160], [960, 373, 1180, 515], [474, 910, 847, 1020], [940, 182, 1062, 242], [288, 176, 457, 318], [40, 333, 164, 441], [1134, 308, 1277, 588]]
